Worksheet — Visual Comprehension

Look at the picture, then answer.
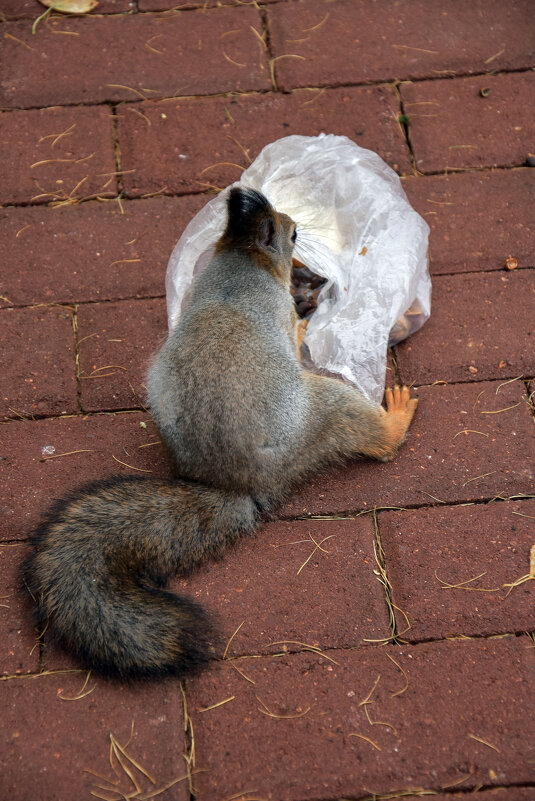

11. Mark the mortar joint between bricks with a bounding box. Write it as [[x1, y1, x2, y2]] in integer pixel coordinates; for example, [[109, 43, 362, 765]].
[[260, 6, 279, 93], [179, 681, 196, 800], [523, 379, 535, 419], [393, 81, 419, 177], [110, 103, 124, 196], [388, 346, 403, 387], [372, 510, 399, 643], [71, 305, 83, 414]]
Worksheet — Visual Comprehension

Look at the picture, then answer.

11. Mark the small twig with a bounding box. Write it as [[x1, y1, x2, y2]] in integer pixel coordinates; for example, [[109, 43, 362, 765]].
[[462, 471, 496, 487], [348, 733, 382, 751], [228, 660, 256, 685], [392, 43, 439, 54], [223, 621, 245, 659], [359, 674, 381, 706], [111, 455, 152, 473], [480, 403, 521, 415], [42, 449, 94, 461], [468, 733, 500, 752], [453, 429, 489, 439], [441, 770, 474, 789], [435, 569, 500, 593], [495, 375, 523, 394], [302, 12, 330, 32], [59, 670, 95, 701], [199, 696, 235, 713], [296, 533, 335, 575], [39, 123, 76, 147], [256, 695, 310, 719], [419, 491, 446, 503], [109, 259, 142, 267], [386, 653, 409, 697], [484, 47, 505, 64], [145, 34, 165, 55], [222, 51, 246, 68], [364, 704, 398, 735], [4, 32, 34, 50]]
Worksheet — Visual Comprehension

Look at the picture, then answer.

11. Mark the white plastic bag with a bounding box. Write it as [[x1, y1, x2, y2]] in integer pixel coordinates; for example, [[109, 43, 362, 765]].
[[166, 134, 431, 405]]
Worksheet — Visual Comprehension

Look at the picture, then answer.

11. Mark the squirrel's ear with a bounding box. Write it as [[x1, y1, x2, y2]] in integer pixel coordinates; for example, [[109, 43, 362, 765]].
[[257, 217, 276, 251], [224, 187, 276, 249]]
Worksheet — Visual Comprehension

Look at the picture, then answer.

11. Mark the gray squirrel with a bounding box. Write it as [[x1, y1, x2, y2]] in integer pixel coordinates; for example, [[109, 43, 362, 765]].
[[25, 188, 417, 679]]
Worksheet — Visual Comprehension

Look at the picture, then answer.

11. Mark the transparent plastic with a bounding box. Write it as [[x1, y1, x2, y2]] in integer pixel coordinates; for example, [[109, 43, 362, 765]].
[[166, 134, 431, 405]]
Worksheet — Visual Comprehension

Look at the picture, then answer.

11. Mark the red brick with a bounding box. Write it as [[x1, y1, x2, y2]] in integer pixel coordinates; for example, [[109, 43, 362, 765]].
[[399, 791, 535, 801], [380, 500, 535, 642], [268, 0, 535, 90], [0, 673, 188, 801], [139, 0, 277, 7], [0, 106, 116, 205], [283, 380, 535, 516], [0, 544, 39, 676], [0, 195, 207, 308], [172, 517, 391, 657], [0, 0, 131, 18], [187, 637, 535, 798], [402, 170, 535, 275], [0, 305, 78, 421], [1, 8, 269, 108], [395, 270, 535, 385], [117, 86, 410, 198], [0, 413, 169, 542], [78, 298, 167, 412], [402, 72, 535, 172]]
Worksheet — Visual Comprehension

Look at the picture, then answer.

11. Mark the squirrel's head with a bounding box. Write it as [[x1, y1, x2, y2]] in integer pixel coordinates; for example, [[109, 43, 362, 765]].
[[217, 187, 297, 285]]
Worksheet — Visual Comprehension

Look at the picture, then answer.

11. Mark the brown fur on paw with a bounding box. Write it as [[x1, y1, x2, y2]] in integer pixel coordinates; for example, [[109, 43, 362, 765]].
[[381, 385, 418, 460]]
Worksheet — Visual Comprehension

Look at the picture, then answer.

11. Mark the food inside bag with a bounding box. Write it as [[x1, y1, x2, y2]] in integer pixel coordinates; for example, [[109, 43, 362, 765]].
[[166, 134, 431, 405]]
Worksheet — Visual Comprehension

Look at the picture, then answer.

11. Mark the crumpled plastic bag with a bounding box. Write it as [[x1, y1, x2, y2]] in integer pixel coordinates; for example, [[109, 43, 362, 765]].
[[166, 134, 431, 405]]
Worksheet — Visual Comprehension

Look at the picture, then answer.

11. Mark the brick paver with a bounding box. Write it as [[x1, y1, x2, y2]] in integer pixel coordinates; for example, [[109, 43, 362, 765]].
[[402, 169, 535, 274], [0, 105, 116, 205], [172, 518, 391, 657], [139, 0, 278, 8], [268, 0, 535, 89], [395, 270, 535, 385], [402, 71, 535, 172], [1, 674, 188, 801], [0, 413, 167, 542], [117, 86, 410, 198], [77, 297, 167, 411], [1, 8, 269, 108], [0, 544, 39, 676], [2, 1, 534, 798], [283, 380, 535, 516], [380, 500, 535, 642], [0, 305, 77, 420], [0, 194, 206, 307], [400, 792, 535, 801], [187, 637, 535, 799]]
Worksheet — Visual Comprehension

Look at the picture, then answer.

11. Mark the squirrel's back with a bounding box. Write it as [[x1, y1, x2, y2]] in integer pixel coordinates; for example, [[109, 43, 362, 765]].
[[147, 197, 306, 497]]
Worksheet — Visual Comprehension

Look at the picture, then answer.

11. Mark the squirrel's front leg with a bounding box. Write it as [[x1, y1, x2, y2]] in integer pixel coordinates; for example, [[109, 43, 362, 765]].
[[294, 375, 418, 480], [375, 385, 418, 461]]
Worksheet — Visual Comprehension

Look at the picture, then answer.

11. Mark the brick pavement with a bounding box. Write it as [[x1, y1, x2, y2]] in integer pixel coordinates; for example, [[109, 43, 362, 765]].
[[1, 1, 534, 800]]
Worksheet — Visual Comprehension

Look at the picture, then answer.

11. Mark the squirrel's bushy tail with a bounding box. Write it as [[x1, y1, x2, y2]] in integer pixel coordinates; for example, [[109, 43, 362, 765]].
[[24, 475, 259, 679]]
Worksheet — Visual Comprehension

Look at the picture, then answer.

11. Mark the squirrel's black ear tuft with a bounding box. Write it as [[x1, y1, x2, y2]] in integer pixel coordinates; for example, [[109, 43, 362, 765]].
[[224, 187, 276, 247]]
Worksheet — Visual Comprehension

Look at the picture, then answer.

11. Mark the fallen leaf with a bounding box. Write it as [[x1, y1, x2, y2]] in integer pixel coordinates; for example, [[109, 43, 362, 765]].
[[39, 0, 98, 13]]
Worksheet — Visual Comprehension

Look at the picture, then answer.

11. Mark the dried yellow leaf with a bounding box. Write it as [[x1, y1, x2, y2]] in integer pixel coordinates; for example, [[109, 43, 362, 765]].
[[39, 0, 98, 13]]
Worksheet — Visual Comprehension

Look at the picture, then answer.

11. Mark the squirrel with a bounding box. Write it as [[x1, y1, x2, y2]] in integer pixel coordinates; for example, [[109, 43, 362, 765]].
[[24, 187, 418, 680]]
